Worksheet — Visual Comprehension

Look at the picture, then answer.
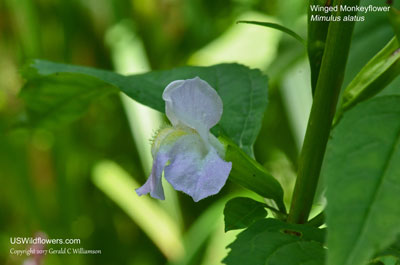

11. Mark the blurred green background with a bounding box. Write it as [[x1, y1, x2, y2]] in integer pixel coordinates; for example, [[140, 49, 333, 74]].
[[0, 0, 396, 264]]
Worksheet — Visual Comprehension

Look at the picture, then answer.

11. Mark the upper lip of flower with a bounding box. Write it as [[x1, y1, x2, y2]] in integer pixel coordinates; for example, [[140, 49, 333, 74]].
[[136, 77, 232, 202], [162, 77, 223, 145]]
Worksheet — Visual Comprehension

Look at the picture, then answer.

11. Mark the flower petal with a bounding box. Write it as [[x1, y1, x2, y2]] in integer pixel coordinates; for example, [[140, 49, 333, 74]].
[[135, 152, 169, 200], [163, 133, 232, 202], [162, 77, 223, 144]]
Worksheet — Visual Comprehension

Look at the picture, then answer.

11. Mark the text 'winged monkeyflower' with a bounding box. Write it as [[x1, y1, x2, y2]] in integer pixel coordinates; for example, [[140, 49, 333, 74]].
[[136, 77, 232, 202]]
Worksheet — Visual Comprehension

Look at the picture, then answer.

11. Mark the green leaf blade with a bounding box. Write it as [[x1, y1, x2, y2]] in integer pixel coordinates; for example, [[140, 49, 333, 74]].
[[323, 96, 400, 265], [267, 241, 325, 265], [20, 72, 118, 127], [223, 218, 325, 265], [223, 197, 268, 232], [21, 60, 269, 155], [220, 137, 285, 213]]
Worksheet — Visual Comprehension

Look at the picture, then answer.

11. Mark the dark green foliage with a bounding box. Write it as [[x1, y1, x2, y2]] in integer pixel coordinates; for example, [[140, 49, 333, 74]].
[[374, 236, 400, 264], [223, 197, 268, 231], [20, 72, 118, 127], [323, 96, 400, 265], [221, 137, 285, 213], [389, 7, 400, 43], [223, 218, 325, 265], [307, 0, 331, 93]]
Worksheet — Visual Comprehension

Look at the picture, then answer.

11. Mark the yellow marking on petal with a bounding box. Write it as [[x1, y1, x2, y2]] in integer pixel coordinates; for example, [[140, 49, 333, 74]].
[[151, 126, 197, 157]]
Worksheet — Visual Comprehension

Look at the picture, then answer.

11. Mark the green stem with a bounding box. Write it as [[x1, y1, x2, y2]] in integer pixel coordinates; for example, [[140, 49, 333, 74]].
[[288, 0, 360, 224]]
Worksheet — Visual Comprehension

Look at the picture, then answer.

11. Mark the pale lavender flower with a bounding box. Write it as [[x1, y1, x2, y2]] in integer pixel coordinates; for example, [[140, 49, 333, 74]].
[[136, 77, 232, 202], [23, 232, 47, 265]]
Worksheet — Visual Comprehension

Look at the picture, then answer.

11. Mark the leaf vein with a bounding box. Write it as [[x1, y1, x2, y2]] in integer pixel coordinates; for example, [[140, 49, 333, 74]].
[[345, 125, 400, 264]]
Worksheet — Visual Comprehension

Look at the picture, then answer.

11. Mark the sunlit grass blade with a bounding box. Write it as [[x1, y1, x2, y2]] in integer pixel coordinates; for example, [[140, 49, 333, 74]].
[[91, 161, 184, 261], [105, 21, 184, 228], [105, 21, 162, 173], [168, 192, 250, 265], [189, 12, 281, 70], [200, 217, 239, 265], [168, 198, 228, 265], [237, 20, 305, 45], [4, 0, 42, 58]]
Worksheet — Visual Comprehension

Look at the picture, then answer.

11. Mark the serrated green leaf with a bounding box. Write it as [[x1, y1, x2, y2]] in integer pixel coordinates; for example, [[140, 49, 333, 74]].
[[20, 73, 118, 127], [323, 96, 400, 265], [338, 37, 400, 114], [21, 60, 269, 155], [223, 197, 268, 232], [223, 218, 325, 265]]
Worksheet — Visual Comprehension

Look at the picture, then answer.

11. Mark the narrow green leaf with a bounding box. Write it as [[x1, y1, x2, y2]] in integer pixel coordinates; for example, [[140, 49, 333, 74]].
[[223, 218, 325, 265], [21, 60, 269, 155], [223, 197, 268, 232], [237, 20, 305, 45], [307, 0, 332, 93], [338, 37, 400, 114], [169, 197, 227, 265], [220, 136, 286, 214], [323, 96, 400, 265]]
